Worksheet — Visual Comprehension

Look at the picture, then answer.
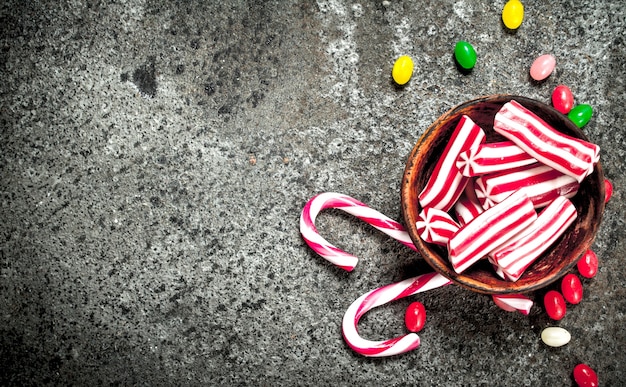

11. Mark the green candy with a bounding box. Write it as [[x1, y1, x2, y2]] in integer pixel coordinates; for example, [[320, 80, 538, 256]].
[[568, 104, 593, 128], [454, 41, 477, 70]]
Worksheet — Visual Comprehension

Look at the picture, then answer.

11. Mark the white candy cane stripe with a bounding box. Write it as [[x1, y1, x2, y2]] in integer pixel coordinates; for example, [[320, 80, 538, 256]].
[[454, 182, 484, 226], [342, 272, 452, 357], [474, 163, 580, 209], [448, 190, 537, 274], [492, 294, 533, 315], [300, 192, 417, 271], [418, 115, 486, 212], [494, 100, 600, 183], [456, 141, 537, 177], [492, 196, 577, 281], [488, 257, 509, 280], [415, 207, 460, 246]]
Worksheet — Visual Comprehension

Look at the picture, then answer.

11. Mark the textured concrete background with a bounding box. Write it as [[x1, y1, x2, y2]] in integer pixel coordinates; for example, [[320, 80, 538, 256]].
[[1, 0, 624, 385]]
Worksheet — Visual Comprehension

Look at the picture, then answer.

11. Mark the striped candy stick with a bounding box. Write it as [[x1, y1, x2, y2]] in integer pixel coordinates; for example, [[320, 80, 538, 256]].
[[494, 100, 599, 183], [342, 272, 452, 357], [418, 115, 486, 212], [456, 141, 537, 177], [415, 207, 460, 246], [492, 294, 533, 315], [492, 196, 577, 281], [300, 192, 416, 271]]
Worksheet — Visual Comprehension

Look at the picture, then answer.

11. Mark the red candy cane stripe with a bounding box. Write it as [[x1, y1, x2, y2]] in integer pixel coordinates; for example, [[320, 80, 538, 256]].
[[454, 182, 484, 226], [474, 163, 580, 209], [492, 294, 533, 315], [448, 190, 537, 274], [415, 207, 460, 246], [418, 115, 486, 212], [494, 100, 600, 183], [300, 192, 416, 271], [492, 196, 577, 281], [456, 141, 537, 177], [342, 272, 452, 357]]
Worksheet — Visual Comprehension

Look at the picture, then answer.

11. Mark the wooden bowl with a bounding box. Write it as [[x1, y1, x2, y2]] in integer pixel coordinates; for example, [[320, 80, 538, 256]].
[[401, 95, 605, 294]]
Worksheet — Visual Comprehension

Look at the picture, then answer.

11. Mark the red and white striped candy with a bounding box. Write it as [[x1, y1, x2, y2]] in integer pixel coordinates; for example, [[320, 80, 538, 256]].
[[492, 196, 577, 281], [456, 141, 537, 177], [494, 100, 600, 183], [415, 207, 460, 245], [342, 272, 452, 357], [300, 193, 416, 271], [453, 182, 484, 226], [418, 115, 486, 212], [474, 162, 580, 209], [492, 294, 533, 315], [448, 190, 537, 274]]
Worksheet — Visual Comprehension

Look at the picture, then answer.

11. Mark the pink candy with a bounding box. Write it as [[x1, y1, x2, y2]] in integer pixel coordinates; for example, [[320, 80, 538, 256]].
[[415, 207, 460, 245], [494, 100, 600, 183], [419, 115, 486, 212], [456, 141, 537, 177], [491, 196, 577, 281], [300, 192, 416, 271], [474, 162, 580, 209], [342, 272, 452, 357], [530, 54, 556, 81], [448, 190, 537, 274]]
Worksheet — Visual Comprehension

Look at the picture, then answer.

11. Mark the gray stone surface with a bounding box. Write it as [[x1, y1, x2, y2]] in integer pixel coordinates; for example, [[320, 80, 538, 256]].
[[1, 0, 624, 385]]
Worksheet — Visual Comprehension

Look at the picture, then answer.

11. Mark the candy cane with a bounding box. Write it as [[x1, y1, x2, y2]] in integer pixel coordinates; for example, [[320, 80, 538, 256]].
[[342, 272, 452, 357], [300, 192, 417, 271]]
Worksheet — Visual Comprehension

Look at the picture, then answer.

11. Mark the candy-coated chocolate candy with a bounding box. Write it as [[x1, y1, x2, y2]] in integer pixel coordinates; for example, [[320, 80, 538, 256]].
[[604, 178, 613, 203], [577, 250, 598, 278], [573, 363, 599, 387], [502, 0, 524, 30], [530, 54, 556, 81], [561, 273, 583, 304], [541, 327, 571, 347], [404, 301, 426, 332], [454, 41, 477, 70], [392, 55, 414, 85], [568, 104, 593, 128], [552, 85, 574, 114], [543, 290, 566, 320]]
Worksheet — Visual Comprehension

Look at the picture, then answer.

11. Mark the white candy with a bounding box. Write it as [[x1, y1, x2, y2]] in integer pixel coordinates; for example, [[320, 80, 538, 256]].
[[541, 327, 571, 347]]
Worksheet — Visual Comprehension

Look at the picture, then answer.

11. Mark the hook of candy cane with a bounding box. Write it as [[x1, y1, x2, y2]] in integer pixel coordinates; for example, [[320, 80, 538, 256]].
[[342, 272, 452, 357], [300, 192, 417, 271]]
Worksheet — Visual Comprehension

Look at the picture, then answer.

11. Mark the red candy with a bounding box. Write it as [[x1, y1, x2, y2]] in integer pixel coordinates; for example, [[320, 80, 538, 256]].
[[404, 301, 427, 332], [552, 85, 574, 114], [604, 178, 613, 203], [543, 290, 566, 320], [561, 273, 583, 304], [573, 363, 599, 387], [578, 250, 599, 278]]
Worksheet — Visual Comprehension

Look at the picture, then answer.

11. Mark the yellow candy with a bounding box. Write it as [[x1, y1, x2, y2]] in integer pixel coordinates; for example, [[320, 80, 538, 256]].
[[502, 0, 524, 30], [392, 55, 414, 85]]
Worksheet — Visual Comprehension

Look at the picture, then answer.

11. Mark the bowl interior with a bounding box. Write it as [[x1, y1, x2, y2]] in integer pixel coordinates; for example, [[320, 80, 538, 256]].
[[401, 95, 605, 294]]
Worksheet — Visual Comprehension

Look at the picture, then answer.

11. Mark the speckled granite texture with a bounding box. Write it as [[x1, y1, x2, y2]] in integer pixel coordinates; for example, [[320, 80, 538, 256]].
[[1, 0, 624, 385]]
